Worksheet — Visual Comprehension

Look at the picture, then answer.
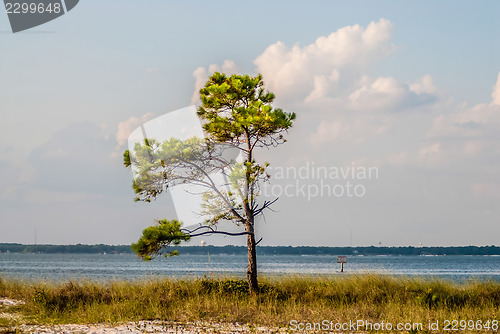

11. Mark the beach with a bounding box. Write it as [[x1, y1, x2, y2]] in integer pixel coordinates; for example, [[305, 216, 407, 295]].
[[2, 297, 287, 334], [16, 321, 287, 334]]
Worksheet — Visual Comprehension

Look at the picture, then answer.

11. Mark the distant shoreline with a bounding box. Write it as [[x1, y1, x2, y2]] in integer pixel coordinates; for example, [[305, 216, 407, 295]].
[[1, 243, 499, 256]]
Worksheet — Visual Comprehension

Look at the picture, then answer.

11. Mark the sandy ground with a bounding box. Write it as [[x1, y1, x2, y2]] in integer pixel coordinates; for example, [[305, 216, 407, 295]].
[[16, 321, 290, 333], [1, 298, 290, 334]]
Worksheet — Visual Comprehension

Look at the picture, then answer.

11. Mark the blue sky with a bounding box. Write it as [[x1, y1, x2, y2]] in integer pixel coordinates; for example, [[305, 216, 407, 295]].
[[1, 1, 499, 246]]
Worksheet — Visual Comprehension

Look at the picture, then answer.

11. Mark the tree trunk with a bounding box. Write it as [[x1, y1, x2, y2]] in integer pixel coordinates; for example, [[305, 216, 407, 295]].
[[246, 221, 258, 294], [244, 132, 258, 294]]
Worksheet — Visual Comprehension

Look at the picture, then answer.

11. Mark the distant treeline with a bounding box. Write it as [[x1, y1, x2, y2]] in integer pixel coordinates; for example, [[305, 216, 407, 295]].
[[1, 243, 499, 256], [0, 243, 132, 254]]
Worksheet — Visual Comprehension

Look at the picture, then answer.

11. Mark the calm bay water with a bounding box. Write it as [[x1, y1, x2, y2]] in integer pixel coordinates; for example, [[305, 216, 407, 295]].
[[1, 253, 499, 282]]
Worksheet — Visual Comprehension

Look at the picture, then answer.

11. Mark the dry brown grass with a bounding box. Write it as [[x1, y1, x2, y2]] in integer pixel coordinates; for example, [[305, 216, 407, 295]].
[[0, 274, 499, 332]]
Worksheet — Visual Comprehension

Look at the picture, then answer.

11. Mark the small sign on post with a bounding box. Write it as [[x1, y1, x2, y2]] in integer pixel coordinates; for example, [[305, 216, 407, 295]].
[[337, 256, 347, 272]]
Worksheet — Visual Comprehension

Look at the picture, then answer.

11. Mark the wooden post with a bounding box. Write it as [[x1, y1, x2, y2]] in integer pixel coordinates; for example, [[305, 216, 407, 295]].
[[337, 256, 347, 273]]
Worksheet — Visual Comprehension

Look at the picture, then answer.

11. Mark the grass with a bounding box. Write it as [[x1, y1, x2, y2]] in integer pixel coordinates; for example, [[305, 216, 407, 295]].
[[0, 274, 499, 332]]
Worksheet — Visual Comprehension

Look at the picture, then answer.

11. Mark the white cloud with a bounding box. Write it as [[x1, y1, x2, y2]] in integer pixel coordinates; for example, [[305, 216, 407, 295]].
[[303, 74, 437, 148], [492, 72, 500, 106], [428, 101, 500, 139], [309, 114, 394, 148], [254, 18, 395, 102], [382, 73, 500, 169], [417, 142, 442, 165], [204, 19, 439, 152], [237, 19, 440, 149], [348, 76, 405, 110], [428, 72, 500, 140], [462, 141, 484, 156], [309, 120, 345, 146], [471, 182, 500, 198], [116, 113, 155, 147], [188, 20, 440, 151], [348, 75, 438, 111], [387, 151, 410, 165], [409, 75, 438, 95], [304, 71, 340, 102], [190, 60, 239, 104]]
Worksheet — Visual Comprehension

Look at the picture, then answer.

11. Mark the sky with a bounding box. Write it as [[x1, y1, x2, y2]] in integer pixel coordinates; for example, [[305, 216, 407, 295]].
[[1, 1, 499, 247]]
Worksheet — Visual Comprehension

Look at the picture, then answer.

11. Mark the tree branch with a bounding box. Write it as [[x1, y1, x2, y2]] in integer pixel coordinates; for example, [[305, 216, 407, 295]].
[[182, 225, 250, 238]]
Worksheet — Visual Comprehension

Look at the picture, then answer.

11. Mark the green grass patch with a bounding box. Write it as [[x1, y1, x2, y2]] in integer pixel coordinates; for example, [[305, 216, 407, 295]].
[[1, 274, 499, 331]]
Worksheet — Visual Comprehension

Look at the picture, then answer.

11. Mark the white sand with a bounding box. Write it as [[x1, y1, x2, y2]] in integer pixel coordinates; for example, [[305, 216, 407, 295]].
[[18, 321, 288, 333], [1, 299, 288, 334]]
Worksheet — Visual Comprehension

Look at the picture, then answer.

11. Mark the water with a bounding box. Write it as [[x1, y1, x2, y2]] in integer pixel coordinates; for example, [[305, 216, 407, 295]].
[[1, 253, 499, 282]]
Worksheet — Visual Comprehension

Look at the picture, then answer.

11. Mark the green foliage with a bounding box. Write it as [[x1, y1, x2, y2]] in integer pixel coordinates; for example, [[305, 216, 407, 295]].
[[131, 219, 190, 260], [124, 137, 209, 202], [123, 149, 131, 167], [200, 279, 249, 295], [415, 287, 441, 309], [32, 282, 114, 312], [198, 73, 295, 210], [198, 72, 295, 143], [33, 289, 47, 305]]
